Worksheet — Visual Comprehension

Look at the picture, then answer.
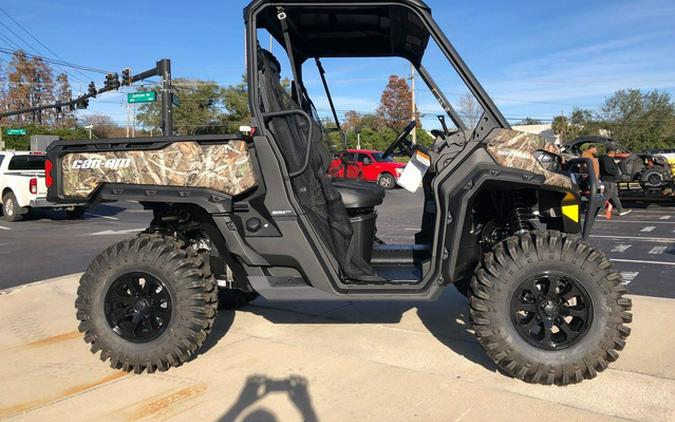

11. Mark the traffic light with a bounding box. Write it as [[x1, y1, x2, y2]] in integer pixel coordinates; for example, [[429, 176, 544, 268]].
[[121, 68, 132, 86], [88, 82, 97, 97], [104, 73, 120, 90], [76, 97, 89, 109]]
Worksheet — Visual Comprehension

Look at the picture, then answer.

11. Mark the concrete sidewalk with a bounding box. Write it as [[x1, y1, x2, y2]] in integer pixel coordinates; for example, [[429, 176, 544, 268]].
[[1, 275, 674, 421]]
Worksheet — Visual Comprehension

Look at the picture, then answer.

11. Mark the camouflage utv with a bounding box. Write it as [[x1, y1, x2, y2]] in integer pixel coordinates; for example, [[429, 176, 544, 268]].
[[47, 0, 631, 385]]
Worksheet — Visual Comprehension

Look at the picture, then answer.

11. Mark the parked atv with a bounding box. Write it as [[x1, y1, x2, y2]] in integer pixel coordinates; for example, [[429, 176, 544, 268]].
[[46, 0, 630, 385], [563, 135, 673, 190]]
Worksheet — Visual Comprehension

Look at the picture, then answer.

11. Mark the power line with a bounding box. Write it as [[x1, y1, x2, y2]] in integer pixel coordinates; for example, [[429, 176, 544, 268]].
[[0, 6, 93, 83], [0, 47, 111, 74], [0, 18, 89, 89]]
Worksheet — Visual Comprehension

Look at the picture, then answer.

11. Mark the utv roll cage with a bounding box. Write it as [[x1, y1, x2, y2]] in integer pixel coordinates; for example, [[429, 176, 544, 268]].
[[244, 0, 511, 136]]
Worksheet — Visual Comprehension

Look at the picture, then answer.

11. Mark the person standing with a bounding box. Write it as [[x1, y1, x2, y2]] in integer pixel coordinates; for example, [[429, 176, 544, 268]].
[[599, 146, 631, 216], [581, 145, 600, 178]]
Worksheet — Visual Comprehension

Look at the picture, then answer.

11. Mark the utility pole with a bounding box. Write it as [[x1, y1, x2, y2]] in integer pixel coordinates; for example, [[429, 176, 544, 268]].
[[157, 59, 172, 136], [410, 64, 417, 144], [126, 102, 131, 138]]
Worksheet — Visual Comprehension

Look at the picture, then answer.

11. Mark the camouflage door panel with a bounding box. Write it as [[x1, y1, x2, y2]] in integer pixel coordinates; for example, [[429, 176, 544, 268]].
[[61, 140, 257, 198], [486, 129, 573, 190]]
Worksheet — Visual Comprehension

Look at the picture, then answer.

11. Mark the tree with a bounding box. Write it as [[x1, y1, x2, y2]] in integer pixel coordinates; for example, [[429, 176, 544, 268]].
[[54, 73, 75, 128], [458, 92, 482, 128], [222, 75, 250, 124], [136, 79, 228, 135], [516, 117, 543, 125], [551, 107, 599, 142], [5, 50, 32, 123], [376, 75, 413, 131], [600, 89, 675, 151], [79, 114, 126, 138], [4, 50, 62, 125]]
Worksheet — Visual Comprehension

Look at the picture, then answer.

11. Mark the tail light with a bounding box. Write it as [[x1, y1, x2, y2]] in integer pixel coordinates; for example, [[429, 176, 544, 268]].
[[45, 159, 53, 188], [29, 177, 37, 195]]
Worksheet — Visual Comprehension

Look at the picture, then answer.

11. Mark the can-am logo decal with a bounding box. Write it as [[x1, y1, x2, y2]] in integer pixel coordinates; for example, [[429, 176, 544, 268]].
[[71, 158, 132, 170]]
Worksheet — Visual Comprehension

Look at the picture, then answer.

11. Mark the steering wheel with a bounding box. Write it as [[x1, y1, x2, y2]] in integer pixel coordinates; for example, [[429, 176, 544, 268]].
[[382, 120, 416, 159]]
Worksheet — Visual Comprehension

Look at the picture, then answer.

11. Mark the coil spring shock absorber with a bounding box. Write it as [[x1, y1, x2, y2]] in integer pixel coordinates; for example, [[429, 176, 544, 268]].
[[509, 192, 531, 234]]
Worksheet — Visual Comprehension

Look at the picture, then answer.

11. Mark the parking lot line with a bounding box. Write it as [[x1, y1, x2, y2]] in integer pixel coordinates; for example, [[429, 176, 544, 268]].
[[611, 258, 675, 266], [85, 213, 119, 221], [591, 234, 675, 242], [620, 271, 639, 285], [648, 246, 668, 254], [595, 220, 675, 225], [611, 244, 632, 252], [0, 226, 10, 231], [659, 215, 671, 220], [640, 226, 656, 232]]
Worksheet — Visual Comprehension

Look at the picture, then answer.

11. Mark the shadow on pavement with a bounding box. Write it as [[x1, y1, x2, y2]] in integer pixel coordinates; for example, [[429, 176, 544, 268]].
[[239, 287, 498, 374], [219, 375, 319, 422], [194, 309, 236, 357], [21, 203, 130, 222]]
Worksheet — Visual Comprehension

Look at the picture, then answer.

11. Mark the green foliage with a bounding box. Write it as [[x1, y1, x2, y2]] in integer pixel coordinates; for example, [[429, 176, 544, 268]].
[[552, 107, 602, 142], [551, 90, 675, 151], [516, 117, 543, 125], [3, 124, 88, 150], [600, 89, 675, 151], [135, 76, 250, 136]]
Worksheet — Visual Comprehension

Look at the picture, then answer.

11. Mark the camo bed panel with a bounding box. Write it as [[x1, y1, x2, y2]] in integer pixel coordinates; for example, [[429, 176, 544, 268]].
[[486, 129, 573, 190], [60, 140, 257, 198]]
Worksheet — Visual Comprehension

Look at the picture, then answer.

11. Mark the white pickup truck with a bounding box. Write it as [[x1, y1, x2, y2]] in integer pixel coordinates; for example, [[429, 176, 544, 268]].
[[0, 151, 86, 222]]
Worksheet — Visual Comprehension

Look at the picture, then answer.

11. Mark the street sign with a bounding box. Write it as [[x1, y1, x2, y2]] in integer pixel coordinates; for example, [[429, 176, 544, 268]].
[[172, 93, 181, 107], [127, 91, 157, 104], [6, 128, 26, 136]]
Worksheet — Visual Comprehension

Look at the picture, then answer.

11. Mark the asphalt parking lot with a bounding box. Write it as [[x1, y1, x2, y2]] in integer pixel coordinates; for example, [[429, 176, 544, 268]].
[[1, 189, 674, 297]]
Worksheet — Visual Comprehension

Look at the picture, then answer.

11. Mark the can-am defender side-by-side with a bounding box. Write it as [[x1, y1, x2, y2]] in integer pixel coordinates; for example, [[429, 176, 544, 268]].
[[46, 0, 631, 385]]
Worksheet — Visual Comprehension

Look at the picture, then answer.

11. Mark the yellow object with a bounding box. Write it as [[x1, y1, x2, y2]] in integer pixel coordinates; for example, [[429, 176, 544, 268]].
[[561, 193, 580, 223]]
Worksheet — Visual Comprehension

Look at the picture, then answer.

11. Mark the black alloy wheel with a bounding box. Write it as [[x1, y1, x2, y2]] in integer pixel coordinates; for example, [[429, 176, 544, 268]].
[[104, 272, 172, 343], [510, 272, 592, 350]]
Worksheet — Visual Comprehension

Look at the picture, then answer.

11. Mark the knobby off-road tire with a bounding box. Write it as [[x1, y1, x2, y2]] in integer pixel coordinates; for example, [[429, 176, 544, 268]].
[[75, 233, 218, 373], [469, 230, 632, 385]]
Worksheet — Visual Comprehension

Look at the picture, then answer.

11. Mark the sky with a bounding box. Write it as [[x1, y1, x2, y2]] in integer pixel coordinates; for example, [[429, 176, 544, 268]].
[[2, 0, 675, 129]]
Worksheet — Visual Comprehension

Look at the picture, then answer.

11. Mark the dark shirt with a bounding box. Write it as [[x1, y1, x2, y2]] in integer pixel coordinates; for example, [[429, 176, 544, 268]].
[[598, 155, 622, 182]]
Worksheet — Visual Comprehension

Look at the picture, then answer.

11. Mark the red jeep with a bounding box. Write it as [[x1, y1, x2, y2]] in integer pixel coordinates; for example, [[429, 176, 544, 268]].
[[328, 149, 405, 189]]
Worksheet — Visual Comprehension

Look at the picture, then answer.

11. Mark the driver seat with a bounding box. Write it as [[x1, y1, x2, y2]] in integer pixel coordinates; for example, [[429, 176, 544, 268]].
[[332, 180, 385, 209]]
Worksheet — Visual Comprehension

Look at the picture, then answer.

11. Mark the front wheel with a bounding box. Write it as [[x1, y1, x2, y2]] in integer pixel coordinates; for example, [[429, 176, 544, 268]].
[[469, 230, 632, 385], [75, 233, 218, 373], [377, 173, 396, 189]]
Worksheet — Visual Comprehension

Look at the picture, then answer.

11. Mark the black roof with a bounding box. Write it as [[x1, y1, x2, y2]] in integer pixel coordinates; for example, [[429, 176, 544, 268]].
[[245, 0, 433, 66], [564, 135, 617, 149]]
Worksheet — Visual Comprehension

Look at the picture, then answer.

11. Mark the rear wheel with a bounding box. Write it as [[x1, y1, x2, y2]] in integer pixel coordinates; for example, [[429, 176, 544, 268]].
[[377, 173, 396, 189], [640, 167, 671, 188], [469, 230, 632, 385], [2, 192, 22, 222], [75, 233, 218, 373]]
